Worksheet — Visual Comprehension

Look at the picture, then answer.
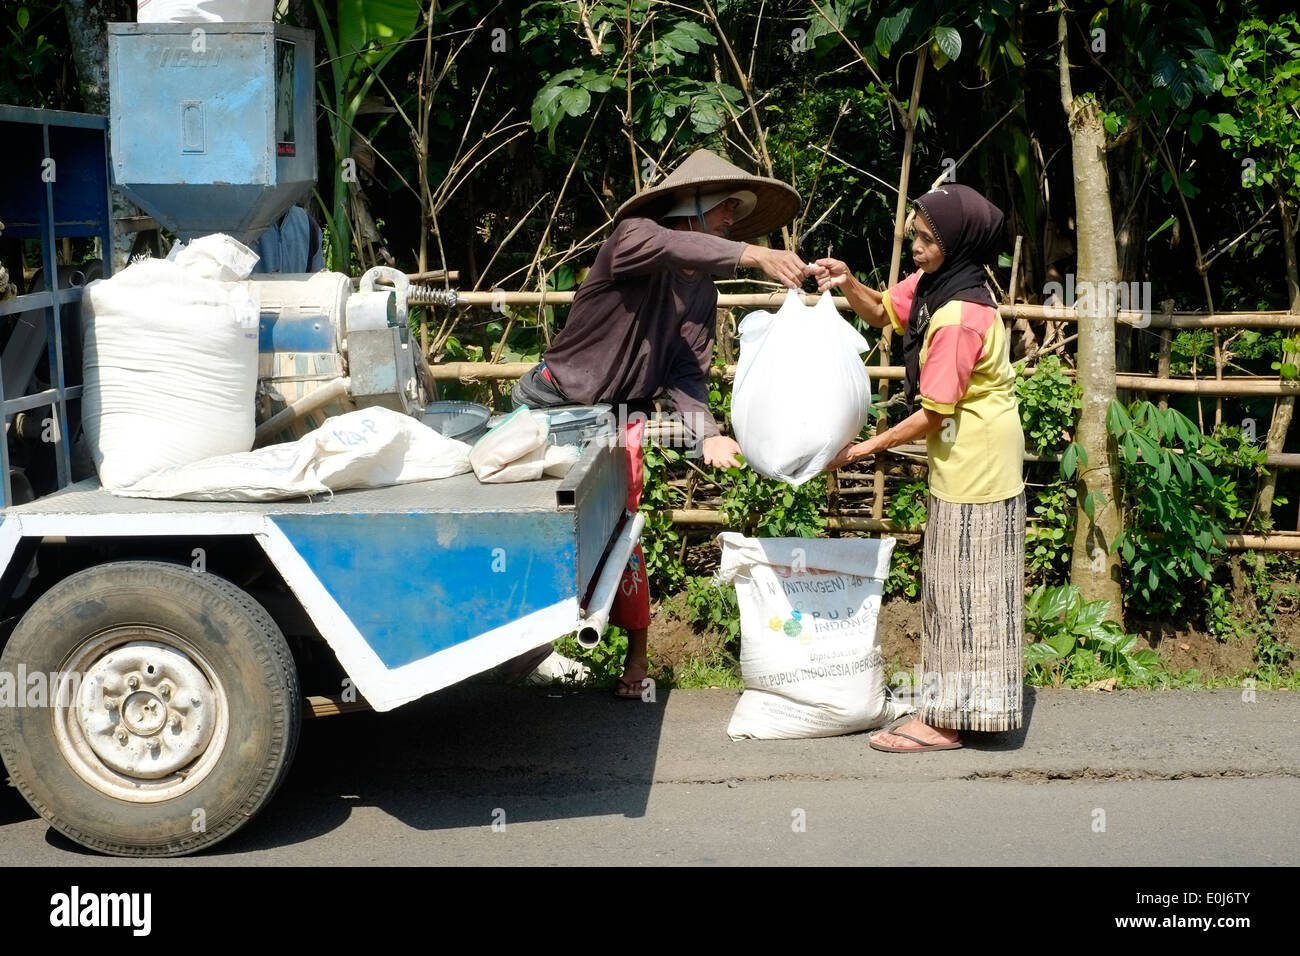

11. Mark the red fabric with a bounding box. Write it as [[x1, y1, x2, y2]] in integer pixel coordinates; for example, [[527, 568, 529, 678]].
[[917, 304, 991, 407], [886, 270, 924, 331], [609, 418, 651, 630], [541, 365, 553, 383]]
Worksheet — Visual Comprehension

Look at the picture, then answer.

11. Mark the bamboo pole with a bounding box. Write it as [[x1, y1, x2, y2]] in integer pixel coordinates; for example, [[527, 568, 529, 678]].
[[428, 360, 1300, 396], [658, 510, 1300, 551], [439, 290, 1300, 328], [871, 52, 928, 524]]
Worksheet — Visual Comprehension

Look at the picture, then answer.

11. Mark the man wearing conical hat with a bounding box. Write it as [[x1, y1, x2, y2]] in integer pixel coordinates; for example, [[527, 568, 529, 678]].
[[512, 149, 805, 699]]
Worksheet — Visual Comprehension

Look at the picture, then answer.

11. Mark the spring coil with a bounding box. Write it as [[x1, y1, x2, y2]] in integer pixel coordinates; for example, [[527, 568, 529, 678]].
[[407, 285, 461, 309]]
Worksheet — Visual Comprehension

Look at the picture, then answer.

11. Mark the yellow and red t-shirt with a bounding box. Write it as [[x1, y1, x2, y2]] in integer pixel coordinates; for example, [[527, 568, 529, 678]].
[[883, 271, 1025, 504]]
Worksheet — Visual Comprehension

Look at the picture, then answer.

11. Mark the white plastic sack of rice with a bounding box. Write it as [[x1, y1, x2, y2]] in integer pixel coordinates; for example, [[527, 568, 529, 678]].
[[731, 289, 871, 486], [717, 532, 909, 740]]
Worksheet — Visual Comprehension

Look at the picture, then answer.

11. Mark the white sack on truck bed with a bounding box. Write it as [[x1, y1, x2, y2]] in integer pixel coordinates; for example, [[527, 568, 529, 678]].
[[717, 532, 908, 740], [113, 407, 471, 501], [81, 234, 260, 491]]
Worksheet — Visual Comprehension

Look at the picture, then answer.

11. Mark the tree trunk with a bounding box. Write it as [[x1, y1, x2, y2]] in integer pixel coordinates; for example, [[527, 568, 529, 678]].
[[63, 0, 130, 116], [1060, 13, 1125, 625], [1254, 193, 1300, 524]]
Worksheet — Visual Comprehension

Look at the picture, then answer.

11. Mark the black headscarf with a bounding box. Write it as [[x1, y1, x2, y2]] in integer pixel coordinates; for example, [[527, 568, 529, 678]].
[[902, 184, 1005, 415]]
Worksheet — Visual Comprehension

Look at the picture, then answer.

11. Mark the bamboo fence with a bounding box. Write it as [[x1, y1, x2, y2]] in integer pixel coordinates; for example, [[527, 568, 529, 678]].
[[420, 286, 1300, 552]]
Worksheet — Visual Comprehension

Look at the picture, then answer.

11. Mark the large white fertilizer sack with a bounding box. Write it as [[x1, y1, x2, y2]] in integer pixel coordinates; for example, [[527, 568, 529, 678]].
[[81, 234, 260, 490], [731, 289, 871, 486], [114, 407, 472, 501], [717, 533, 909, 740]]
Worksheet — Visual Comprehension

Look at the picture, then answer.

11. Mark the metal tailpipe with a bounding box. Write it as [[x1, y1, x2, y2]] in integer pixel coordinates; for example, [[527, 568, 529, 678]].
[[576, 512, 646, 649]]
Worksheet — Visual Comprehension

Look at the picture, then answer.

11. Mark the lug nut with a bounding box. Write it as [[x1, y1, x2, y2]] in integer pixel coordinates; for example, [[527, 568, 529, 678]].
[[116, 731, 128, 745], [159, 685, 171, 701], [170, 716, 182, 732], [127, 675, 140, 690]]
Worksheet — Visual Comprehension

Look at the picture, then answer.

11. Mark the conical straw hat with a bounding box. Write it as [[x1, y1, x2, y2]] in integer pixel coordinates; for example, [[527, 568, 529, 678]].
[[614, 149, 800, 242]]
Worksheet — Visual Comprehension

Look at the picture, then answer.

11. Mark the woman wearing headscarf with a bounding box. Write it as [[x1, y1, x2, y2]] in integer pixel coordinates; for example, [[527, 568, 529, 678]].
[[807, 184, 1025, 752]]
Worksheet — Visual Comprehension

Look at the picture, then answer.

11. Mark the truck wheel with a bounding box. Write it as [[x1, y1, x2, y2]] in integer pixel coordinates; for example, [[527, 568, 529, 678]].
[[0, 560, 301, 856]]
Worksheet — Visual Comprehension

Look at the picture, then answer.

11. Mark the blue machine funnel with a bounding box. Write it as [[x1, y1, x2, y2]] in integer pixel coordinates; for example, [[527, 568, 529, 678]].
[[107, 22, 317, 243]]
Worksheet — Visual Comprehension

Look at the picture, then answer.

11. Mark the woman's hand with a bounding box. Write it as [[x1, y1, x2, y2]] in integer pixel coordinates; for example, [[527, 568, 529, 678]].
[[825, 441, 872, 472], [807, 259, 889, 327], [807, 258, 853, 292]]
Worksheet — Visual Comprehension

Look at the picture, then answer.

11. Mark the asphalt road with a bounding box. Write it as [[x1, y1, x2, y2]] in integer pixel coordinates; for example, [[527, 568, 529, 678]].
[[1, 686, 1297, 866]]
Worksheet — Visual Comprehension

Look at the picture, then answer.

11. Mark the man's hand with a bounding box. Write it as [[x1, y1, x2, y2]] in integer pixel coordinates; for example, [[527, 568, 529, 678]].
[[739, 245, 808, 289], [701, 435, 744, 469]]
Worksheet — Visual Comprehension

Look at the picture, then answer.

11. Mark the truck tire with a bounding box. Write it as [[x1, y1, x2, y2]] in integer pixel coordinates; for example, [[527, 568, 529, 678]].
[[0, 560, 301, 856]]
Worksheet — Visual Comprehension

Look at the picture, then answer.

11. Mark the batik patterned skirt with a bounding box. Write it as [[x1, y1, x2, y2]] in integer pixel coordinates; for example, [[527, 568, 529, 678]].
[[918, 491, 1026, 732]]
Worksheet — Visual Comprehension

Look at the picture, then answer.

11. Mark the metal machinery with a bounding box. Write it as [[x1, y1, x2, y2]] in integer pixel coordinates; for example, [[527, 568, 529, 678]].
[[108, 21, 459, 434], [0, 22, 637, 857]]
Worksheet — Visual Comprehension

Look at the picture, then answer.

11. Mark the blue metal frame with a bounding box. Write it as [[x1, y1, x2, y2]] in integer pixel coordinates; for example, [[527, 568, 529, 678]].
[[0, 106, 114, 508]]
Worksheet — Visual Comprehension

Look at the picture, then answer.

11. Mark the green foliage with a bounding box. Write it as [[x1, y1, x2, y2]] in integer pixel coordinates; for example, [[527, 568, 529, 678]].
[[1015, 356, 1081, 456], [310, 0, 424, 271], [1024, 585, 1160, 687], [887, 479, 928, 531], [883, 483, 925, 599], [719, 465, 827, 538], [668, 649, 744, 689], [1027, 480, 1075, 584], [554, 625, 630, 686], [1105, 399, 1249, 617], [1272, 337, 1300, 381], [523, 3, 742, 149], [1203, 553, 1298, 684], [638, 446, 685, 594], [1216, 14, 1300, 202], [1, 2, 75, 109], [684, 575, 741, 647], [884, 544, 922, 599]]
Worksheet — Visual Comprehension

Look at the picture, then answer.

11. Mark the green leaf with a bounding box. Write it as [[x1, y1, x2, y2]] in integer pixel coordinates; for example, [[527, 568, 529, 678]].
[[1039, 585, 1077, 621], [1190, 550, 1211, 579], [1082, 492, 1096, 521], [1209, 112, 1241, 137], [934, 25, 962, 62], [530, 86, 564, 132], [559, 85, 591, 118], [1061, 443, 1078, 479], [673, 20, 717, 47], [1148, 215, 1177, 241], [16, 7, 28, 31], [1049, 630, 1077, 658], [1025, 642, 1061, 664]]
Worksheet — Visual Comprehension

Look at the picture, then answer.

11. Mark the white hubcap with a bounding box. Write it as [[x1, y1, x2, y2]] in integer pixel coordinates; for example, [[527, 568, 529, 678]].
[[77, 643, 216, 779], [55, 632, 229, 803]]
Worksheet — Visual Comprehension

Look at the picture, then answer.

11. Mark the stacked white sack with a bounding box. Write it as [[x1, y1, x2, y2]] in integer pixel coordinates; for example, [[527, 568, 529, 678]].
[[81, 234, 260, 491]]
